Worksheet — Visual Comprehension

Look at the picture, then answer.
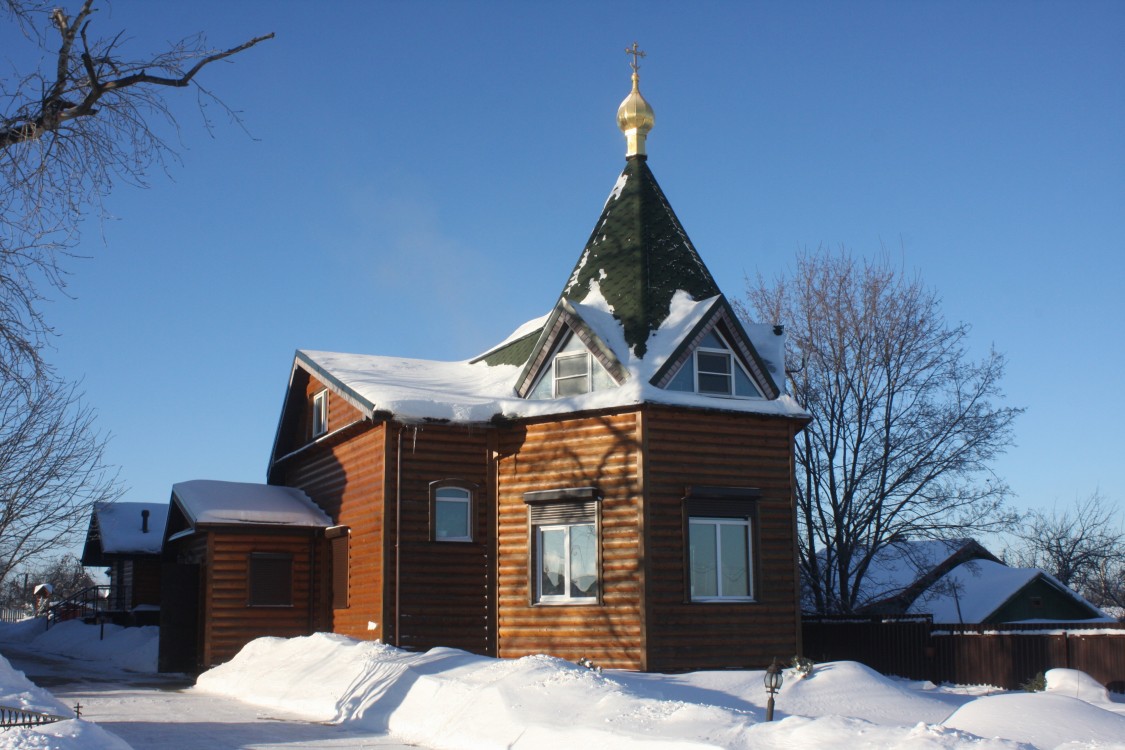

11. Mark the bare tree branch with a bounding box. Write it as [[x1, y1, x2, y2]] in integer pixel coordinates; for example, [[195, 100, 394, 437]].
[[0, 1, 272, 582], [741, 247, 1023, 613]]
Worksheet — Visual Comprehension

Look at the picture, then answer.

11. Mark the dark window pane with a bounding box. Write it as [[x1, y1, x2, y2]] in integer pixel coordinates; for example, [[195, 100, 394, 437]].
[[249, 553, 292, 607], [698, 351, 731, 374], [698, 373, 732, 394]]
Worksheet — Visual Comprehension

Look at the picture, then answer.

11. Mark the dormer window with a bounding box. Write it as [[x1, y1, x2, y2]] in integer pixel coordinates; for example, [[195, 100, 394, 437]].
[[530, 331, 615, 400], [311, 389, 328, 437], [666, 330, 762, 399]]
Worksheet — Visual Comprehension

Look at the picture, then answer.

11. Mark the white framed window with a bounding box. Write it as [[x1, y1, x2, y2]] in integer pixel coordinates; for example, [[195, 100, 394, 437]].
[[537, 523, 598, 602], [529, 332, 615, 400], [525, 488, 600, 604], [432, 484, 473, 542], [666, 329, 762, 399], [689, 517, 754, 601], [311, 389, 329, 437]]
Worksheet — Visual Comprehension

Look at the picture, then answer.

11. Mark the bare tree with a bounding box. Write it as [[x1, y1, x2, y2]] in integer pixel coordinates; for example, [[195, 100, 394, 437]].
[[1, 0, 272, 386], [743, 248, 1023, 614], [0, 1, 271, 581], [1006, 491, 1125, 609], [0, 373, 120, 586]]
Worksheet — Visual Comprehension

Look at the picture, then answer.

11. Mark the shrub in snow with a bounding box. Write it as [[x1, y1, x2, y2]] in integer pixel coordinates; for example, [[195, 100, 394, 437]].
[[790, 654, 814, 678], [1019, 671, 1046, 692]]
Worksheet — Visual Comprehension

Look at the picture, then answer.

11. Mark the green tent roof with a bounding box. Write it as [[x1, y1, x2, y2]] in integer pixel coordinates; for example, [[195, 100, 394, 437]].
[[560, 156, 722, 358]]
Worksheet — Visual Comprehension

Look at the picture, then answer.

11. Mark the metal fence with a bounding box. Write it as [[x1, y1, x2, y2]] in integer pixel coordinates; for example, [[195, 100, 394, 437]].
[[0, 704, 73, 728], [803, 616, 1125, 691]]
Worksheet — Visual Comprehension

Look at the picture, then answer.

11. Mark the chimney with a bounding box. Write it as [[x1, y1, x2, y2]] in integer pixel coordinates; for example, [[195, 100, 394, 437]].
[[141, 509, 150, 533]]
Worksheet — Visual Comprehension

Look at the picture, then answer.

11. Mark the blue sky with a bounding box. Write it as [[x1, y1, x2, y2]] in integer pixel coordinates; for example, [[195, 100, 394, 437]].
[[7, 1, 1123, 528]]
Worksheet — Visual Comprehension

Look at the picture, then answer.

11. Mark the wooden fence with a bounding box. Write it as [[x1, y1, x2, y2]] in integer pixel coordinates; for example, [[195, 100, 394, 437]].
[[802, 616, 1125, 691]]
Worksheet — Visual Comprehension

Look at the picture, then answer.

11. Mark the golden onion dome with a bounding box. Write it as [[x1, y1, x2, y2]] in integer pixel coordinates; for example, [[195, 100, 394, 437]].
[[617, 69, 654, 157]]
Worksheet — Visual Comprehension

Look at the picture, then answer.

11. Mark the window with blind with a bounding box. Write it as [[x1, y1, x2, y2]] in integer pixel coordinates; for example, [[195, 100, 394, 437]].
[[525, 488, 601, 604]]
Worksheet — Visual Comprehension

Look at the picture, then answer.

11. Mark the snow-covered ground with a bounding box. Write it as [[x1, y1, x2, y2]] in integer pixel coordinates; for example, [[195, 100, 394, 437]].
[[1, 617, 1124, 749]]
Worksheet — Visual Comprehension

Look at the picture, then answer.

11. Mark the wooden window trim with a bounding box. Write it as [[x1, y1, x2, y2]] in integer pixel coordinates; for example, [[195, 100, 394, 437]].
[[329, 531, 350, 609]]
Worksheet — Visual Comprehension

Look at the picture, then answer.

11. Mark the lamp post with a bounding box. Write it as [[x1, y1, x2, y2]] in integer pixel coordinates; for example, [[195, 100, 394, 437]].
[[764, 658, 784, 722]]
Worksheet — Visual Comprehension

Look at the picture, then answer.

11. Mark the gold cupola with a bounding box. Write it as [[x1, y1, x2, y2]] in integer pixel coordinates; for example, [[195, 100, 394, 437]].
[[617, 43, 654, 158]]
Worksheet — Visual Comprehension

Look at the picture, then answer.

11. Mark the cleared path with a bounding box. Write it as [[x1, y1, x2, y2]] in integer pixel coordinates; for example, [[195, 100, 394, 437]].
[[2, 643, 422, 749]]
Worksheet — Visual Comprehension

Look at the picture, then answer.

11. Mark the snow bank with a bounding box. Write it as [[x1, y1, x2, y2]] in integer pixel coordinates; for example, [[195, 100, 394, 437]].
[[0, 618, 158, 673], [0, 651, 130, 750], [197, 633, 1039, 749], [944, 692, 1125, 748]]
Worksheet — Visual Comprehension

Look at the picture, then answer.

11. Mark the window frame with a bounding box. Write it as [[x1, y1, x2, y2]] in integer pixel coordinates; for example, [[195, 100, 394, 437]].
[[311, 389, 329, 438], [248, 552, 294, 608], [524, 488, 601, 606], [682, 487, 760, 604], [430, 480, 476, 542], [554, 350, 592, 397], [688, 517, 754, 602]]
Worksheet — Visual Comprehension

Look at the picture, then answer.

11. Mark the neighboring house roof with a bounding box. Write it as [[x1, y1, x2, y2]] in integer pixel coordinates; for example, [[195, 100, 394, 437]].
[[852, 538, 1000, 614], [907, 559, 1110, 624], [81, 502, 169, 565], [169, 480, 331, 536]]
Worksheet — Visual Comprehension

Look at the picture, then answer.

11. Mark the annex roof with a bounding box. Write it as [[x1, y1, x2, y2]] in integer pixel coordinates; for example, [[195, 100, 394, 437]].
[[81, 502, 168, 565], [170, 480, 331, 530]]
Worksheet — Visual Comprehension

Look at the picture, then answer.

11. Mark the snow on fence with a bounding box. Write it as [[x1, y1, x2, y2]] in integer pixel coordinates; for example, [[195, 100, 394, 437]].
[[802, 616, 1125, 691]]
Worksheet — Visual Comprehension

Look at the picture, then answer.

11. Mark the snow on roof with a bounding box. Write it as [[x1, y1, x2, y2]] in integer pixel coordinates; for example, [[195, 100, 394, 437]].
[[93, 502, 168, 555], [852, 539, 976, 607], [301, 289, 807, 425], [172, 480, 331, 528], [908, 559, 1108, 624]]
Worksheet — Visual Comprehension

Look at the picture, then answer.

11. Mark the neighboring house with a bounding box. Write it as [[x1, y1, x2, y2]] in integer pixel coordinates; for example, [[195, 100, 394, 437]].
[[160, 66, 809, 673], [845, 538, 1108, 624], [80, 502, 168, 621], [908, 559, 1110, 624]]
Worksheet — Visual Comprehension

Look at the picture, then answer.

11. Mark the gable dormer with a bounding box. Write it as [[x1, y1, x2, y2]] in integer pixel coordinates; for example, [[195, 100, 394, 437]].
[[651, 301, 780, 400], [513, 299, 628, 400]]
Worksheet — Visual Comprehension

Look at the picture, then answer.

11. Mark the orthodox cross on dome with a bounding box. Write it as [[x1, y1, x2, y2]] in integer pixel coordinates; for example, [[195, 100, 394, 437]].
[[625, 42, 646, 72], [617, 42, 654, 157]]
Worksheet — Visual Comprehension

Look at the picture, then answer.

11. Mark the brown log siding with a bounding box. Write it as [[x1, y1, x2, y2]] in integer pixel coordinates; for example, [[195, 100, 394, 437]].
[[390, 423, 494, 655], [275, 411, 389, 642], [641, 405, 800, 672], [495, 410, 645, 670], [200, 530, 318, 668]]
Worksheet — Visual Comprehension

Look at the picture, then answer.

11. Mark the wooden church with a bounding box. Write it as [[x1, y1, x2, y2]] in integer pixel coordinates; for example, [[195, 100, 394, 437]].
[[159, 55, 809, 673]]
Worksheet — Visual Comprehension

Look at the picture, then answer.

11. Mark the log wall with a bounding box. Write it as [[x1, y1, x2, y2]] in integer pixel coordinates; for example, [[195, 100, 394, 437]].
[[495, 410, 645, 670], [200, 529, 319, 668], [641, 405, 801, 672], [274, 387, 388, 642], [391, 423, 493, 654]]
